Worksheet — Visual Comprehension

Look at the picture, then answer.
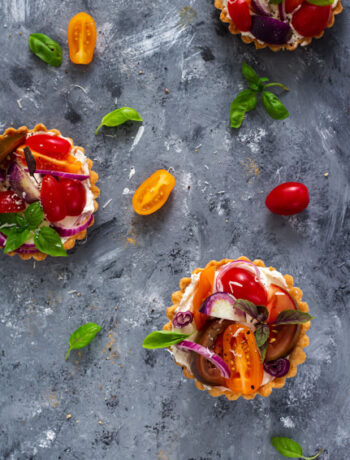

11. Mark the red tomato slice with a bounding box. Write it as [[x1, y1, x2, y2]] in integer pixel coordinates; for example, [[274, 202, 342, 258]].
[[266, 284, 296, 323], [292, 4, 331, 37], [40, 175, 67, 222], [223, 324, 263, 395], [26, 134, 71, 159], [0, 191, 26, 213], [227, 0, 252, 32], [192, 266, 215, 330], [285, 0, 303, 13], [60, 179, 86, 216]]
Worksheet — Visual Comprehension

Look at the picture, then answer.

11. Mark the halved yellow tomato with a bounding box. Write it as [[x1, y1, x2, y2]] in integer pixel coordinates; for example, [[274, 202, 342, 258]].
[[68, 12, 97, 64], [132, 169, 175, 216]]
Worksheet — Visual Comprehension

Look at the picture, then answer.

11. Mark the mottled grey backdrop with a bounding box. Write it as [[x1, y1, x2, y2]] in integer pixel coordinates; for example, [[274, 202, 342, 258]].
[[0, 0, 349, 459]]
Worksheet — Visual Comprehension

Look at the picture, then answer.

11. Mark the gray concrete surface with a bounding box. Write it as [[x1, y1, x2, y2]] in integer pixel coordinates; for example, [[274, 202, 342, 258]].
[[0, 0, 349, 459]]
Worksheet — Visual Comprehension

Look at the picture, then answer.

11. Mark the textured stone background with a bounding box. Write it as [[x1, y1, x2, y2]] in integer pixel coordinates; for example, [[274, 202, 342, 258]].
[[0, 0, 349, 459]]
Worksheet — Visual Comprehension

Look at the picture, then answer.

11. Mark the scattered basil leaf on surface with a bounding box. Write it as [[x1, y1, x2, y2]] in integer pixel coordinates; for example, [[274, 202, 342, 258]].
[[24, 202, 44, 229], [28, 33, 62, 67], [254, 324, 270, 348], [142, 330, 191, 349], [230, 90, 258, 128], [4, 229, 31, 253], [261, 91, 289, 120], [306, 0, 332, 5], [233, 299, 259, 319], [65, 323, 102, 360], [241, 62, 259, 84], [271, 437, 323, 459], [24, 147, 37, 177], [95, 107, 143, 134], [273, 310, 314, 326], [34, 226, 67, 257]]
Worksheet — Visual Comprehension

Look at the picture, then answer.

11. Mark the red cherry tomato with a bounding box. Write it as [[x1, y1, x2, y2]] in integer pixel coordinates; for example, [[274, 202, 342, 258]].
[[285, 0, 303, 13], [218, 267, 268, 305], [0, 191, 26, 213], [227, 0, 252, 32], [292, 4, 331, 37], [60, 179, 87, 216], [265, 182, 309, 216], [26, 134, 71, 159], [40, 175, 67, 222], [266, 284, 296, 323]]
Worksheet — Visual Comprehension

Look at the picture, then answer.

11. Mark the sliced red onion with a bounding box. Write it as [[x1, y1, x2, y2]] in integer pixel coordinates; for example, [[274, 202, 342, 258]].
[[264, 358, 290, 377], [251, 0, 270, 16], [177, 340, 230, 378], [8, 162, 40, 203], [53, 213, 93, 237], [216, 260, 260, 292], [25, 169, 89, 181], [0, 233, 38, 253], [250, 16, 291, 45], [0, 232, 6, 247], [200, 292, 245, 321], [172, 311, 193, 328], [278, 1, 286, 21]]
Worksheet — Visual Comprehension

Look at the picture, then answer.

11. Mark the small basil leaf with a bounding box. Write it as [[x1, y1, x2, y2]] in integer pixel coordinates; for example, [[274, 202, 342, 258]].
[[230, 90, 257, 128], [4, 229, 31, 253], [0, 213, 20, 226], [273, 310, 314, 326], [142, 330, 191, 349], [271, 437, 322, 459], [34, 226, 67, 257], [259, 341, 268, 362], [24, 202, 43, 229], [65, 323, 101, 360], [28, 33, 62, 67], [261, 91, 289, 120], [254, 324, 270, 348], [249, 82, 260, 91], [95, 107, 143, 134], [258, 77, 269, 91], [234, 299, 259, 319], [241, 62, 259, 84], [16, 214, 28, 230], [230, 107, 246, 129], [306, 0, 332, 4], [23, 147, 37, 177], [257, 305, 269, 323]]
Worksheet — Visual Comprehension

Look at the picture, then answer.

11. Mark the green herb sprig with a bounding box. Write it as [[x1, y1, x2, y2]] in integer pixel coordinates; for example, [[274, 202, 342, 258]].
[[28, 33, 62, 67], [142, 330, 191, 349], [271, 437, 323, 459], [0, 202, 67, 256], [95, 107, 143, 134], [230, 62, 289, 129], [65, 323, 102, 360]]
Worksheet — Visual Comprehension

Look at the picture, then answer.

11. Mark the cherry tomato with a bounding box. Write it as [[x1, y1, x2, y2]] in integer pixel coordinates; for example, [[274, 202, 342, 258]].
[[132, 170, 176, 216], [217, 266, 268, 306], [68, 12, 97, 64], [40, 175, 67, 222], [192, 319, 232, 386], [0, 191, 26, 213], [26, 134, 71, 159], [266, 284, 297, 323], [227, 0, 252, 32], [292, 4, 331, 37], [285, 0, 303, 13], [60, 179, 86, 216], [266, 324, 300, 361], [265, 182, 309, 216], [223, 324, 263, 395], [192, 266, 216, 330]]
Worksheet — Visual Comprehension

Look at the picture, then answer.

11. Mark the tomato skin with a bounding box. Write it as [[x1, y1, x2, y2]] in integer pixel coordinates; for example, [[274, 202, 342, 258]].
[[0, 191, 26, 213], [292, 4, 331, 37], [285, 0, 303, 13], [68, 12, 97, 64], [265, 182, 309, 216], [266, 324, 300, 361], [223, 324, 263, 395], [192, 266, 216, 330], [218, 266, 268, 306], [40, 175, 67, 222], [227, 0, 252, 32], [26, 134, 71, 158], [266, 284, 296, 323], [132, 170, 176, 216], [60, 179, 86, 216]]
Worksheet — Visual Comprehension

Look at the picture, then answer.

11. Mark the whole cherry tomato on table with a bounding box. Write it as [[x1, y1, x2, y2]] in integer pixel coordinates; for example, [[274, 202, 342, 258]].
[[0, 191, 26, 213], [285, 0, 303, 14], [265, 182, 309, 216], [40, 175, 67, 222], [26, 134, 71, 158], [227, 0, 252, 32], [292, 4, 331, 37], [68, 12, 97, 64], [60, 179, 87, 216]]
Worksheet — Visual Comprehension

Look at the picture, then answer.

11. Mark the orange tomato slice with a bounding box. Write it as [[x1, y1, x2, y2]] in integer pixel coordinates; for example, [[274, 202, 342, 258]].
[[68, 12, 97, 64], [223, 324, 263, 395], [266, 284, 296, 323], [192, 266, 215, 330], [132, 170, 175, 216], [16, 147, 82, 173]]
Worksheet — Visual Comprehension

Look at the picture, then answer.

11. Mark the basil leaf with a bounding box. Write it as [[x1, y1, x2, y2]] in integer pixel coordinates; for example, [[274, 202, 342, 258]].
[[28, 33, 62, 67], [257, 305, 269, 323], [306, 0, 332, 4], [230, 90, 257, 128], [273, 310, 314, 326], [95, 107, 143, 134], [65, 322, 101, 360], [24, 202, 43, 229], [142, 330, 191, 349], [259, 341, 268, 363], [34, 227, 67, 257], [241, 62, 259, 84], [0, 213, 20, 226], [261, 91, 289, 120], [4, 229, 31, 253], [254, 324, 270, 347], [233, 299, 259, 319], [24, 146, 37, 177], [271, 437, 323, 459]]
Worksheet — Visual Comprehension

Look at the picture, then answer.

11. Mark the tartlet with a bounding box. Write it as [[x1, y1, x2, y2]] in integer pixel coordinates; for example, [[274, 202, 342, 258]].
[[164, 257, 311, 400], [0, 124, 99, 260], [215, 0, 343, 51]]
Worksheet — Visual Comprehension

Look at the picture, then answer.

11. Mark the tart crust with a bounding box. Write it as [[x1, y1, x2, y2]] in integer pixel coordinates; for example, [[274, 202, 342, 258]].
[[164, 257, 311, 400], [0, 124, 100, 261], [214, 0, 343, 51]]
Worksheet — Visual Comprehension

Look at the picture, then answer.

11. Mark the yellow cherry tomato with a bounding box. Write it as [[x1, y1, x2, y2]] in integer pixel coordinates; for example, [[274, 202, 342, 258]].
[[132, 170, 176, 215], [68, 12, 97, 64]]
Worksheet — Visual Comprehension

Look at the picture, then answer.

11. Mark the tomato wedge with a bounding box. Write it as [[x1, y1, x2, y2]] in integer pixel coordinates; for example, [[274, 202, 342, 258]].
[[292, 4, 331, 37], [223, 324, 263, 395], [68, 12, 97, 64], [16, 147, 82, 173], [0, 191, 26, 213], [132, 170, 175, 216], [192, 266, 215, 330], [266, 284, 296, 323], [227, 0, 252, 32]]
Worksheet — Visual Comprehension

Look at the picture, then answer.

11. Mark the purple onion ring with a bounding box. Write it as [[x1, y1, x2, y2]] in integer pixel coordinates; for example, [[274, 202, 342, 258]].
[[264, 358, 290, 377], [172, 311, 193, 328]]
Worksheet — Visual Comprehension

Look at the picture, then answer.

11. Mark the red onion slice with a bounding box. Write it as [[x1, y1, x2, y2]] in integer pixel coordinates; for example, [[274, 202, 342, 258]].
[[172, 311, 194, 328], [177, 340, 230, 378], [0, 233, 38, 253], [251, 0, 270, 16], [200, 292, 245, 321], [0, 232, 6, 247], [264, 358, 290, 377], [25, 169, 89, 181], [216, 260, 260, 292], [53, 213, 93, 237]]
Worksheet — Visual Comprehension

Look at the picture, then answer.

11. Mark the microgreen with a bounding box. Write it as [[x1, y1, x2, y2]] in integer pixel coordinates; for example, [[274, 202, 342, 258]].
[[65, 323, 101, 360], [230, 62, 289, 129], [95, 107, 143, 134], [142, 330, 191, 349], [271, 437, 323, 459], [28, 33, 62, 67]]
